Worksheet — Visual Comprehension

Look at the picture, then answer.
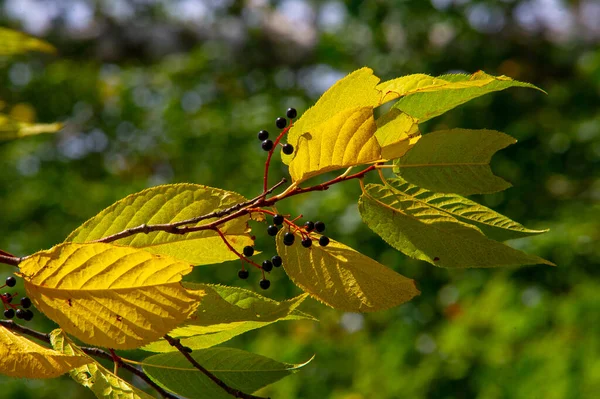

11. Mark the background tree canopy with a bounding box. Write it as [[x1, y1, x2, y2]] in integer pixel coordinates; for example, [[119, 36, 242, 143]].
[[1, 1, 598, 398]]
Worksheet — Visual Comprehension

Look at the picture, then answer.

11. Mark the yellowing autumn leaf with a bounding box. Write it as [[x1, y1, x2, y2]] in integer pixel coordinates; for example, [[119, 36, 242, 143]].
[[375, 108, 421, 160], [18, 242, 204, 349], [288, 106, 382, 182], [50, 329, 155, 399], [276, 230, 420, 312], [66, 184, 260, 266], [0, 326, 90, 379], [0, 27, 56, 55], [0, 113, 62, 140]]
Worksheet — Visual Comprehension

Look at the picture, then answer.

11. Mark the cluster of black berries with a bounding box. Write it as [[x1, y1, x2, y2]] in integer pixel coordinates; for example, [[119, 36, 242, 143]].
[[2, 276, 34, 321], [237, 213, 330, 290], [257, 108, 297, 154], [282, 220, 330, 248]]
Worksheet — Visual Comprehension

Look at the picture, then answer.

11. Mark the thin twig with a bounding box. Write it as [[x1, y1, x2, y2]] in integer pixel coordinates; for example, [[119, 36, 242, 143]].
[[0, 321, 177, 399], [0, 254, 21, 267], [164, 334, 269, 399], [93, 178, 288, 245]]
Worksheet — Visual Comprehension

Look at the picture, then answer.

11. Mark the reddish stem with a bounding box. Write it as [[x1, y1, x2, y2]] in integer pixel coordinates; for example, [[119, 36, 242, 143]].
[[263, 120, 293, 193], [211, 227, 262, 270]]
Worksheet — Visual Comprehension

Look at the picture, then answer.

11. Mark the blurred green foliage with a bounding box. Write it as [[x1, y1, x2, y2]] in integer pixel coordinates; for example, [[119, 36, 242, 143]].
[[1, 1, 599, 398]]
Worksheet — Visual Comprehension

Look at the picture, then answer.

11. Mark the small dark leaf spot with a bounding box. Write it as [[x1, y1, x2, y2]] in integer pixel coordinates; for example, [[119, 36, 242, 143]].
[[116, 315, 122, 321], [67, 299, 72, 306], [433, 257, 440, 262]]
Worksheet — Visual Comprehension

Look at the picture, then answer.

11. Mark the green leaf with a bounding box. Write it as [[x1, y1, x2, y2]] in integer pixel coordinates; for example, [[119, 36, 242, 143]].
[[0, 27, 56, 56], [0, 113, 62, 140], [276, 230, 420, 312], [392, 71, 544, 122], [375, 108, 421, 160], [66, 184, 260, 265], [142, 348, 311, 399], [142, 284, 315, 352], [385, 177, 547, 241], [49, 329, 155, 399], [288, 106, 382, 182], [358, 182, 554, 268], [393, 128, 515, 195]]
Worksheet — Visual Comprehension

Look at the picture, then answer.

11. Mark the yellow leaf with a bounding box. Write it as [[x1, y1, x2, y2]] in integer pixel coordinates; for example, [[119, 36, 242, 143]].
[[0, 27, 56, 55], [288, 106, 382, 182], [0, 326, 90, 379], [66, 184, 260, 266], [50, 329, 155, 399], [276, 230, 420, 312], [375, 108, 421, 160], [18, 242, 204, 349], [0, 113, 62, 140]]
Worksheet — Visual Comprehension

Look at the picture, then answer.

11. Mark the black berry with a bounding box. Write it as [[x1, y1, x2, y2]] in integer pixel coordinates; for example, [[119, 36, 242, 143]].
[[286, 108, 297, 119], [16, 309, 26, 319], [3, 293, 12, 303], [3, 309, 14, 319], [5, 276, 16, 287], [257, 130, 269, 141], [271, 255, 282, 267], [238, 269, 249, 280], [259, 279, 271, 290], [304, 221, 315, 232], [262, 139, 274, 151], [301, 238, 312, 248], [283, 232, 295, 246], [314, 221, 326, 233], [262, 260, 273, 272], [20, 297, 31, 309], [243, 246, 254, 257], [282, 143, 294, 155], [276, 117, 287, 129], [267, 225, 279, 236], [319, 236, 330, 247], [23, 310, 33, 321], [273, 214, 284, 225]]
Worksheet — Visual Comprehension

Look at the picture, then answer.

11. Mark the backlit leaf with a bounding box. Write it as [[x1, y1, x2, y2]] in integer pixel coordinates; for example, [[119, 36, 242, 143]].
[[66, 184, 260, 265], [358, 182, 554, 268], [288, 106, 382, 182], [393, 129, 516, 195], [375, 108, 421, 160], [393, 71, 543, 122], [143, 347, 311, 399], [0, 326, 90, 379], [385, 177, 547, 241], [49, 329, 155, 399], [276, 230, 420, 312], [18, 242, 203, 349], [0, 27, 56, 55], [142, 284, 315, 352], [0, 113, 62, 140]]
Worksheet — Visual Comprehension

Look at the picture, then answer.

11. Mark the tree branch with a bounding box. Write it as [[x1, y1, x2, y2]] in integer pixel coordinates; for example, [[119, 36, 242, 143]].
[[0, 254, 21, 267], [0, 321, 178, 399], [164, 335, 269, 399]]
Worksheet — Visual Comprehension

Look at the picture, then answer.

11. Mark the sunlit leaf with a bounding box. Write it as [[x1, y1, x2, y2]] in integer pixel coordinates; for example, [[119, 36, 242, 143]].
[[393, 71, 544, 122], [385, 177, 547, 241], [276, 230, 420, 312], [143, 284, 315, 352], [18, 242, 204, 349], [143, 347, 311, 399], [375, 108, 421, 160], [0, 326, 90, 379], [0, 27, 56, 55], [49, 329, 155, 399], [358, 182, 554, 268], [393, 129, 516, 195], [288, 106, 382, 182], [0, 113, 62, 140], [66, 184, 261, 265]]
